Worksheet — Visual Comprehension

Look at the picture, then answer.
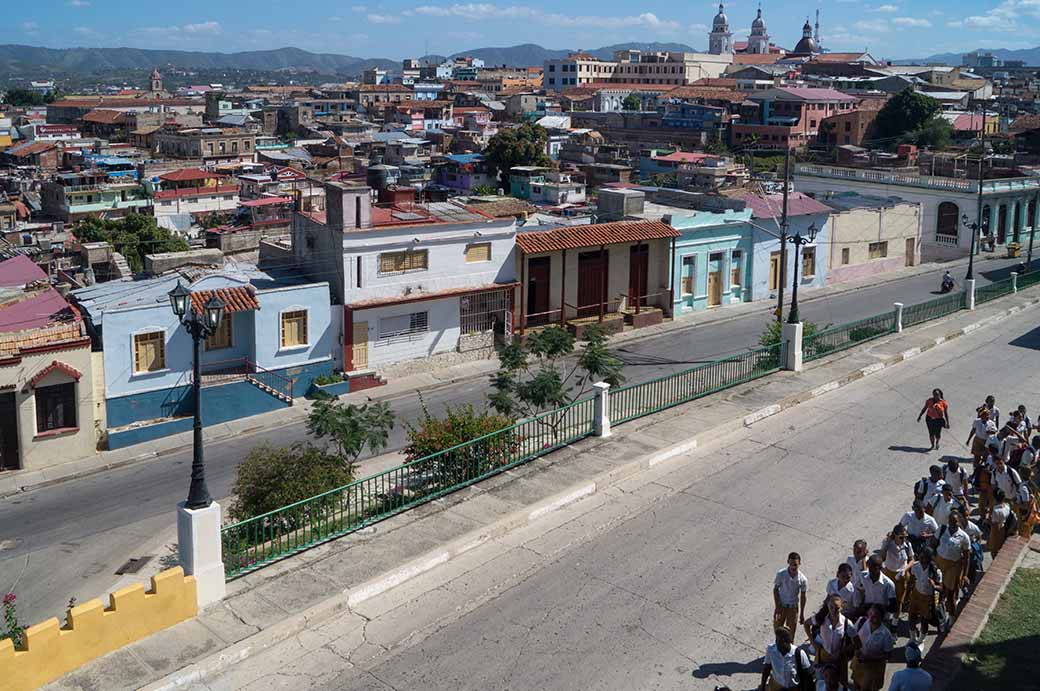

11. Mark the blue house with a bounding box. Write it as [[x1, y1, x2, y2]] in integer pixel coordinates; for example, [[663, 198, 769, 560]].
[[669, 207, 755, 313], [732, 191, 833, 303], [72, 266, 337, 449]]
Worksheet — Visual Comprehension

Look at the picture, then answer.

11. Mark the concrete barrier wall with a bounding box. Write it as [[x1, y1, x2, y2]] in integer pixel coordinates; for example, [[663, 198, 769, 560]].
[[0, 567, 197, 691]]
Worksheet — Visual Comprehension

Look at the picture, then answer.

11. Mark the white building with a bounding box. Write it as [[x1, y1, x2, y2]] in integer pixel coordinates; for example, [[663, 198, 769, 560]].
[[292, 183, 519, 375], [544, 50, 731, 92], [708, 3, 733, 55]]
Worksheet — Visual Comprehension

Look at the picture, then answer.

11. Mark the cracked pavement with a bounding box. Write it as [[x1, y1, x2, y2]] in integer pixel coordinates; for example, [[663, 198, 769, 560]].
[[195, 305, 1040, 690]]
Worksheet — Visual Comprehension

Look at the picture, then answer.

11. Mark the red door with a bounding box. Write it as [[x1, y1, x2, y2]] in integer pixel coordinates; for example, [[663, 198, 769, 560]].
[[526, 256, 551, 325], [628, 244, 649, 308], [578, 250, 608, 318]]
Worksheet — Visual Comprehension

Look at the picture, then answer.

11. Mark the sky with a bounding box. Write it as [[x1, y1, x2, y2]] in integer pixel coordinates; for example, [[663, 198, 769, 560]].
[[5, 0, 1040, 60]]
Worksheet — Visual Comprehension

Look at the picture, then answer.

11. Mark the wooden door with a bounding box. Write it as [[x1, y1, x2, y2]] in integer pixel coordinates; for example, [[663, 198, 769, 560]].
[[707, 252, 723, 306], [998, 205, 1008, 245], [769, 252, 781, 291], [526, 256, 551, 325], [0, 393, 18, 471], [905, 237, 915, 267], [578, 250, 608, 318], [628, 244, 649, 308], [352, 322, 369, 370]]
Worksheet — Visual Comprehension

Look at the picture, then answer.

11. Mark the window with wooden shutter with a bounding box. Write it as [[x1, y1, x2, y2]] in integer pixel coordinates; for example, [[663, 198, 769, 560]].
[[465, 242, 491, 263], [801, 247, 816, 278], [280, 310, 308, 348], [206, 315, 232, 350], [133, 331, 166, 373], [378, 249, 428, 274], [868, 241, 888, 259], [730, 250, 742, 287]]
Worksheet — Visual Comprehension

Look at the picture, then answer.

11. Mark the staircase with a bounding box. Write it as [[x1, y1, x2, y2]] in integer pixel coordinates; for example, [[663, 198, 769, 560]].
[[246, 374, 293, 404], [346, 370, 387, 392]]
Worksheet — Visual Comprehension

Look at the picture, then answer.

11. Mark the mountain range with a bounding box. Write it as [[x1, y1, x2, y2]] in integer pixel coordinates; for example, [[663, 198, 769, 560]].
[[902, 46, 1040, 66]]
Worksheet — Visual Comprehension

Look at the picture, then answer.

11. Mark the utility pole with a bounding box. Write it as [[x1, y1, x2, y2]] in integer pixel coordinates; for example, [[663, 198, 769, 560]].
[[776, 147, 791, 325]]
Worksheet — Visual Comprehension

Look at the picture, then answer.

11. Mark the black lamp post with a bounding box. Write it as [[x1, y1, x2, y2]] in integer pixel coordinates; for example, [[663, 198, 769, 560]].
[[168, 280, 225, 510], [786, 222, 819, 325], [961, 213, 979, 281]]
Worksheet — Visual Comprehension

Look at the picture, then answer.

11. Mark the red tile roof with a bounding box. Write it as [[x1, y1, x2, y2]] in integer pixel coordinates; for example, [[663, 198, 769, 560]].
[[82, 109, 128, 124], [29, 360, 82, 387], [515, 220, 678, 254], [191, 286, 259, 314], [159, 168, 221, 182], [730, 191, 833, 220]]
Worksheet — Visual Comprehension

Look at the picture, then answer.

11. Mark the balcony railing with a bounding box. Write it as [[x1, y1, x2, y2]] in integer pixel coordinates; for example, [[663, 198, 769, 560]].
[[795, 164, 1040, 194], [153, 184, 239, 200]]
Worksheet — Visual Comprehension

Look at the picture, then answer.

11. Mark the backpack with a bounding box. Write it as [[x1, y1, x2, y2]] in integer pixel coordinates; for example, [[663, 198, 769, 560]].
[[1004, 507, 1019, 535], [931, 591, 952, 632], [914, 477, 930, 501], [967, 541, 985, 587], [792, 647, 815, 691]]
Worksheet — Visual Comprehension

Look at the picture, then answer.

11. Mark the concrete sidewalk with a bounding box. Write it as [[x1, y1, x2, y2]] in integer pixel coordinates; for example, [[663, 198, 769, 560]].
[[0, 253, 1017, 500], [41, 270, 1040, 691]]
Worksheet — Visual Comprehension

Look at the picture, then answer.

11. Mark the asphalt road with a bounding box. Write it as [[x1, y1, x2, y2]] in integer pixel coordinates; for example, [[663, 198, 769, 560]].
[[0, 255, 1026, 625], [203, 270, 1040, 691]]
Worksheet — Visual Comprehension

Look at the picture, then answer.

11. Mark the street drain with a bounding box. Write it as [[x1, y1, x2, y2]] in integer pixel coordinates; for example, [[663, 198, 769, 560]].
[[115, 556, 153, 575]]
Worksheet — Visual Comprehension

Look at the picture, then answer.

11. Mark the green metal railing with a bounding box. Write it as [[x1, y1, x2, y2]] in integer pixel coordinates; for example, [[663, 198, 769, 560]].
[[902, 291, 966, 329], [804, 312, 896, 362], [221, 397, 596, 578], [609, 343, 782, 425], [976, 277, 1014, 304], [1018, 270, 1040, 290]]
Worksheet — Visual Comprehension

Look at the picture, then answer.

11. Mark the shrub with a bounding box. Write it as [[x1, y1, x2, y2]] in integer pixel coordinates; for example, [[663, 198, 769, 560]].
[[306, 396, 394, 472], [313, 373, 344, 386], [758, 319, 824, 347], [229, 443, 354, 523], [2, 592, 25, 648]]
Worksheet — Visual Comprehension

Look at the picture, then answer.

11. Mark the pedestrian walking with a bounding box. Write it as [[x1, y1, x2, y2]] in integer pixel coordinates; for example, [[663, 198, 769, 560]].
[[887, 642, 932, 691], [759, 627, 815, 691], [982, 395, 1000, 428], [943, 459, 968, 508], [1015, 466, 1038, 538], [975, 439, 1000, 522], [851, 605, 894, 691], [913, 466, 943, 508], [988, 489, 1014, 557], [900, 500, 939, 556], [855, 555, 897, 622], [774, 552, 808, 639], [929, 483, 958, 529], [991, 455, 1023, 504], [917, 389, 949, 450], [880, 524, 914, 616], [805, 595, 853, 691], [1017, 404, 1033, 435], [966, 408, 996, 466], [826, 563, 857, 617], [845, 540, 870, 592], [934, 512, 971, 615], [906, 548, 941, 644]]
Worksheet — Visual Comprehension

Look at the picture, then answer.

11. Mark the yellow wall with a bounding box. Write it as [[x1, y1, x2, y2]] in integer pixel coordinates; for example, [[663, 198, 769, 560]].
[[0, 567, 197, 691]]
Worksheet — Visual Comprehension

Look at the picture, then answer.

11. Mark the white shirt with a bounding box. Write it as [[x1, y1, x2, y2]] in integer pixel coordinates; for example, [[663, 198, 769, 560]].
[[855, 619, 895, 658], [973, 417, 994, 439], [845, 555, 868, 590], [774, 568, 807, 607], [817, 613, 851, 657], [1015, 482, 1031, 506], [943, 467, 967, 496], [937, 527, 971, 561], [992, 465, 1021, 498], [964, 519, 983, 542], [888, 667, 933, 691], [859, 571, 897, 607], [991, 502, 1012, 527], [882, 539, 914, 574], [916, 477, 943, 504], [910, 562, 941, 595], [900, 511, 939, 538], [827, 578, 856, 614], [765, 644, 810, 688], [930, 495, 958, 527]]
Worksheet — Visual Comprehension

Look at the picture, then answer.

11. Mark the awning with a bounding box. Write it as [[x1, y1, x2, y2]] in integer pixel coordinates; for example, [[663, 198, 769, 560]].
[[515, 220, 679, 254]]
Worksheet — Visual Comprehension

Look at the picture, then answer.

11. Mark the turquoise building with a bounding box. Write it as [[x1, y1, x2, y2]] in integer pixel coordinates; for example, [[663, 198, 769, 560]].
[[669, 208, 754, 313]]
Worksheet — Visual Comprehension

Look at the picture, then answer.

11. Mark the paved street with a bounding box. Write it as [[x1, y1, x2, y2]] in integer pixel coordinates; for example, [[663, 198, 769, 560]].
[[0, 254, 1026, 626], [199, 281, 1040, 691]]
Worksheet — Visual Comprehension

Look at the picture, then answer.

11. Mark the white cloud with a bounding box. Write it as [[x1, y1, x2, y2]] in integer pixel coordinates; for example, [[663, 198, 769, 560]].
[[406, 4, 679, 32], [892, 16, 931, 27], [367, 13, 401, 23], [689, 22, 708, 32], [351, 5, 366, 12], [872, 4, 899, 12], [74, 26, 98, 35], [67, 0, 91, 6], [21, 21, 39, 31], [854, 19, 888, 32], [928, 9, 944, 16], [182, 21, 222, 34], [952, 0, 1040, 32]]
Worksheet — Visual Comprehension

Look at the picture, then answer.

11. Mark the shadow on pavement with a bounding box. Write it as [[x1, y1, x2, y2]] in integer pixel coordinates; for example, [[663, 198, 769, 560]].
[[889, 445, 933, 454], [1009, 325, 1040, 351]]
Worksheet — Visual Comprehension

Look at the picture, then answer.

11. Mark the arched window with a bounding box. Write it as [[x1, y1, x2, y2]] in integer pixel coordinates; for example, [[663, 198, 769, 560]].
[[936, 201, 959, 240]]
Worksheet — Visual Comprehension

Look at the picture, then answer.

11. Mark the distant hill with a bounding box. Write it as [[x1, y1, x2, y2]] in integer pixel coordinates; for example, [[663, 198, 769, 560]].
[[0, 42, 708, 80], [898, 46, 1040, 66]]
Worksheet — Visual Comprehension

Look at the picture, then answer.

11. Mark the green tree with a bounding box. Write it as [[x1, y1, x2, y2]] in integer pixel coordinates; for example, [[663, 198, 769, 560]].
[[1, 88, 60, 107], [483, 122, 551, 188], [470, 184, 499, 196], [490, 325, 623, 439], [703, 137, 730, 155], [912, 116, 953, 148], [306, 395, 394, 472], [651, 172, 679, 188], [873, 88, 942, 143], [621, 94, 642, 111], [74, 214, 189, 274], [228, 443, 354, 522], [759, 319, 824, 347]]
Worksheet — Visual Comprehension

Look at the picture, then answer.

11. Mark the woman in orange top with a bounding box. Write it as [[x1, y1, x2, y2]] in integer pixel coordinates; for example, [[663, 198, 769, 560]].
[[917, 388, 950, 450]]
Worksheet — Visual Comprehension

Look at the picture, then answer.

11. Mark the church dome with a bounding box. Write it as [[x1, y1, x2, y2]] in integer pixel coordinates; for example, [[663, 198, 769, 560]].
[[713, 3, 729, 30], [752, 9, 765, 30], [793, 36, 817, 54]]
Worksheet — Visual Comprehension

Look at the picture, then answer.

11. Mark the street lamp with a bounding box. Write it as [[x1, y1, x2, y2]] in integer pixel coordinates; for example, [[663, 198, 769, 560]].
[[786, 222, 819, 325], [961, 213, 979, 281], [168, 280, 225, 510]]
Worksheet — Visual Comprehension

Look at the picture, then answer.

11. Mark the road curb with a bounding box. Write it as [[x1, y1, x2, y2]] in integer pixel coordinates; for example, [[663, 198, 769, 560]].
[[139, 294, 1040, 691]]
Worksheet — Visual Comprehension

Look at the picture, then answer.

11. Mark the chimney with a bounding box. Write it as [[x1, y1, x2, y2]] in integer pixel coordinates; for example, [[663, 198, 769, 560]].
[[324, 182, 372, 231]]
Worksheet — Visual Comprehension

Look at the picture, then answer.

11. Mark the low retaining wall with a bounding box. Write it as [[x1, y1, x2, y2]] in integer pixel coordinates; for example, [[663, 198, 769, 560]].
[[0, 567, 197, 691]]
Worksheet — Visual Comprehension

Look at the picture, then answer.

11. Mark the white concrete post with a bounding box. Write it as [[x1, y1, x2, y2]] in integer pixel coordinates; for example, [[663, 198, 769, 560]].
[[177, 501, 227, 609], [1012, 271, 1018, 293], [893, 302, 904, 333], [593, 381, 611, 438], [965, 279, 976, 310], [781, 321, 803, 372]]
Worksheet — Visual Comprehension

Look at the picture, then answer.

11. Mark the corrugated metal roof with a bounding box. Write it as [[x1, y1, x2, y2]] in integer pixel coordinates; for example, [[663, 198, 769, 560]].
[[515, 220, 678, 254]]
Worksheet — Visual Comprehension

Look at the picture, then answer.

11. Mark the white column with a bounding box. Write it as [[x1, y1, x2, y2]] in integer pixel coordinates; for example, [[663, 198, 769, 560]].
[[593, 381, 611, 438], [177, 501, 227, 609], [1012, 272, 1019, 293], [893, 302, 904, 333], [781, 321, 803, 372], [965, 279, 976, 310]]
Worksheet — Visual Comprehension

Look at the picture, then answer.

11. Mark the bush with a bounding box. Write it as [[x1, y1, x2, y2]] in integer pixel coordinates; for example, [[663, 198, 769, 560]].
[[758, 319, 824, 347], [404, 398, 516, 487], [229, 443, 354, 522], [313, 373, 344, 386]]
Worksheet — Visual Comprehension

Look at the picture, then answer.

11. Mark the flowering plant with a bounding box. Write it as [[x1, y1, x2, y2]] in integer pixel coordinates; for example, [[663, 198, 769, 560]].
[[1, 592, 25, 647]]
